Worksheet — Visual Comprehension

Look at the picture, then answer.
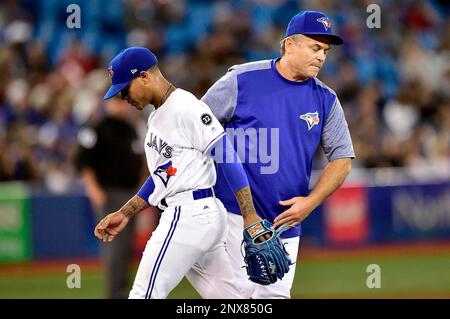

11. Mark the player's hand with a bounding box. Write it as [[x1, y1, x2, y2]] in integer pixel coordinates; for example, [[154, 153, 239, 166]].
[[243, 213, 263, 228], [243, 213, 270, 242], [94, 211, 129, 242], [273, 196, 317, 228]]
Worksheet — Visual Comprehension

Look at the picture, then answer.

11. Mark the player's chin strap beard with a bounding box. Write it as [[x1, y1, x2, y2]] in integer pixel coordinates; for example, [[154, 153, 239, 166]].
[[158, 83, 174, 108]]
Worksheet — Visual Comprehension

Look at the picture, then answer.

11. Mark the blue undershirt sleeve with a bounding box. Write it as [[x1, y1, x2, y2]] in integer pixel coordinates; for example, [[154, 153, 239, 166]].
[[136, 176, 155, 205], [207, 135, 249, 193]]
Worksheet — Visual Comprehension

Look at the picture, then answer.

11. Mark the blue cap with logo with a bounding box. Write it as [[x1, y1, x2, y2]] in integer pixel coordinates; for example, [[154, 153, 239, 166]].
[[285, 10, 344, 45], [104, 47, 158, 100]]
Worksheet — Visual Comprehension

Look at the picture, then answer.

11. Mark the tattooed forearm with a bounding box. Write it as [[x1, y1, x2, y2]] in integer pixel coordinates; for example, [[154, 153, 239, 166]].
[[235, 186, 257, 219], [119, 195, 150, 218]]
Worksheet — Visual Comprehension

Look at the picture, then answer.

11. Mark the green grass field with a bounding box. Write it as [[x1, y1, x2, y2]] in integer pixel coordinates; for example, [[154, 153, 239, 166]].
[[1, 243, 449, 299]]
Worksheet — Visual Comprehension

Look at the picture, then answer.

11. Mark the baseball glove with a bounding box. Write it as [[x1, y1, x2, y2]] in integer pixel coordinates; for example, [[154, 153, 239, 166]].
[[242, 219, 293, 285]]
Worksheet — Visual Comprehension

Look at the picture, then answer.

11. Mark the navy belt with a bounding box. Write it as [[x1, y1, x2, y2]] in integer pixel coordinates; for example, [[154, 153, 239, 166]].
[[160, 188, 213, 208], [193, 188, 213, 200]]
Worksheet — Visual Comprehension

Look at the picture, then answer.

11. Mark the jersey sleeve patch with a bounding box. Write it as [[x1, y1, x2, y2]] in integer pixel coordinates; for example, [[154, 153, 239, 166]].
[[201, 113, 213, 126]]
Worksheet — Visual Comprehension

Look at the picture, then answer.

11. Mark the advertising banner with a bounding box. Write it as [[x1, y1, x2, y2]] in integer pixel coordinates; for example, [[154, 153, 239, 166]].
[[324, 185, 369, 246], [369, 182, 450, 242], [0, 183, 31, 262]]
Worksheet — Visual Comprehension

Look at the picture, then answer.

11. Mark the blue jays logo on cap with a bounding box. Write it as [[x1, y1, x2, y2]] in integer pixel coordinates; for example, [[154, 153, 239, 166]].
[[300, 111, 320, 130], [153, 161, 177, 187], [285, 11, 343, 45], [317, 17, 331, 31], [103, 47, 158, 100]]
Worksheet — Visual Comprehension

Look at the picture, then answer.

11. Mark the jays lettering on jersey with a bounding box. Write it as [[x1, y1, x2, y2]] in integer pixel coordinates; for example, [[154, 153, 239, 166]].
[[202, 59, 355, 238], [144, 89, 225, 206]]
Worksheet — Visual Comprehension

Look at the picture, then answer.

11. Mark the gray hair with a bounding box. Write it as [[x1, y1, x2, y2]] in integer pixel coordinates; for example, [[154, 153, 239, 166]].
[[280, 34, 302, 56]]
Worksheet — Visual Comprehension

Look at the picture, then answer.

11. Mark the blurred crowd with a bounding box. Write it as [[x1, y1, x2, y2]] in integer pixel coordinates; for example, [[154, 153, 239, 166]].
[[0, 0, 449, 192]]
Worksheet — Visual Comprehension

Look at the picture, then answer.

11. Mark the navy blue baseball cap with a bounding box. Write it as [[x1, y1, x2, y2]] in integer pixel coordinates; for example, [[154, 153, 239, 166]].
[[285, 11, 344, 45], [104, 47, 158, 100]]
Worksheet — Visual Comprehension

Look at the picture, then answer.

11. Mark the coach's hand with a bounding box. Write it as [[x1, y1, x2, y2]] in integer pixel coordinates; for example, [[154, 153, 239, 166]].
[[94, 211, 129, 242], [273, 196, 318, 228]]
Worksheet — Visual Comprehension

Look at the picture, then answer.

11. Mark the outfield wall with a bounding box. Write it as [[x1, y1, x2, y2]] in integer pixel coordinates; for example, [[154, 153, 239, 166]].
[[1, 181, 450, 261], [302, 181, 450, 247]]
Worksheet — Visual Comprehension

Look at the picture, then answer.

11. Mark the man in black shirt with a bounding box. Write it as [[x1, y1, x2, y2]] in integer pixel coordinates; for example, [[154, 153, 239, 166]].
[[74, 97, 144, 299]]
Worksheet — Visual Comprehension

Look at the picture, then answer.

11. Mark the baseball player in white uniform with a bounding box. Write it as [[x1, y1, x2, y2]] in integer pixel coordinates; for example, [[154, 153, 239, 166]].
[[94, 47, 263, 299]]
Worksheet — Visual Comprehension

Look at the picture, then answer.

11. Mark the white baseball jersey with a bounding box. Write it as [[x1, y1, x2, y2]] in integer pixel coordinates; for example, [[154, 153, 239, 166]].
[[129, 88, 241, 299], [143, 88, 225, 206]]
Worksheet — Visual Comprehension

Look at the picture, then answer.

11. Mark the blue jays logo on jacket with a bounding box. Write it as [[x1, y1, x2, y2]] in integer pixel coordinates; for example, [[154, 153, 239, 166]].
[[300, 111, 320, 130], [153, 161, 177, 187]]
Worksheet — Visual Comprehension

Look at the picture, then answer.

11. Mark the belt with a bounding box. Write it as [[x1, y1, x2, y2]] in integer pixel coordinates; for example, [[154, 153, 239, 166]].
[[159, 187, 214, 210]]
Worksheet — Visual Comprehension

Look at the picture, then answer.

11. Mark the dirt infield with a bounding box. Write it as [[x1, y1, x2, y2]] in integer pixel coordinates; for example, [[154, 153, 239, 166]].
[[2, 240, 450, 276]]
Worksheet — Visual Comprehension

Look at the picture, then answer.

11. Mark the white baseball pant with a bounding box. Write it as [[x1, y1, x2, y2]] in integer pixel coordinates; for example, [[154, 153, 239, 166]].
[[129, 193, 242, 299], [226, 212, 300, 299]]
